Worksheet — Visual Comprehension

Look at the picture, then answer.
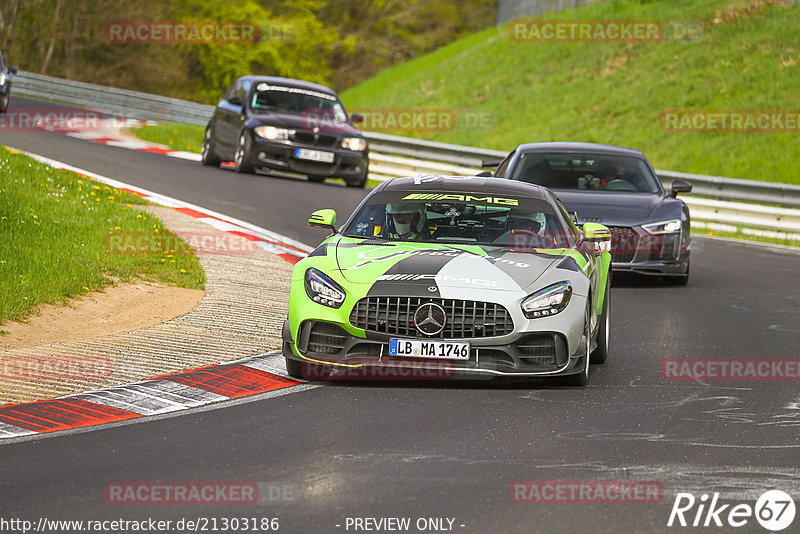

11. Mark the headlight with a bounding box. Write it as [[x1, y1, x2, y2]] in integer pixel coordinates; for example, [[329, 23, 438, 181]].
[[304, 268, 346, 308], [254, 126, 291, 140], [0, 73, 6, 85], [341, 137, 366, 151], [642, 219, 681, 234], [522, 282, 572, 318]]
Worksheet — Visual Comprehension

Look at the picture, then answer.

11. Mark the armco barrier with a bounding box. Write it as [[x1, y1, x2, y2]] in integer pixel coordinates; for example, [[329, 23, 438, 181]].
[[10, 70, 800, 232]]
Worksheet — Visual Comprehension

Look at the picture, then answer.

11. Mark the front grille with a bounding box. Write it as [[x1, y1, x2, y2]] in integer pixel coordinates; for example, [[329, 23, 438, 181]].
[[608, 226, 638, 263], [516, 334, 557, 365], [291, 131, 338, 148], [306, 322, 348, 354], [350, 297, 514, 339]]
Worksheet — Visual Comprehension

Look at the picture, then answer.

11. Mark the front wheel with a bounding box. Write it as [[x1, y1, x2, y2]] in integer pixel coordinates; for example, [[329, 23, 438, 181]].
[[665, 258, 690, 286], [200, 126, 221, 167], [234, 132, 254, 173], [560, 305, 591, 387], [591, 276, 610, 364], [346, 172, 367, 188]]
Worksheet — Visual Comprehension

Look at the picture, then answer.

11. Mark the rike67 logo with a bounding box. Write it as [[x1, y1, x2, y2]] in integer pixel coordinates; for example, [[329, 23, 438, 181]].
[[668, 490, 795, 531]]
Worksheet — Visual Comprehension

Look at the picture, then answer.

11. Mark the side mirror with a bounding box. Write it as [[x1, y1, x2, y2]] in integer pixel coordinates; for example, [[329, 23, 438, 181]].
[[670, 179, 692, 197], [581, 222, 612, 255], [570, 211, 580, 225], [583, 222, 612, 242], [474, 171, 492, 177], [481, 158, 503, 169], [350, 113, 364, 124], [228, 96, 242, 106], [309, 209, 337, 233], [8, 66, 18, 75]]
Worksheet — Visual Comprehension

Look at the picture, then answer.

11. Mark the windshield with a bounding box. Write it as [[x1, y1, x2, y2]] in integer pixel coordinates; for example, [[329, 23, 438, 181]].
[[508, 153, 660, 193], [251, 83, 347, 122], [343, 190, 572, 249]]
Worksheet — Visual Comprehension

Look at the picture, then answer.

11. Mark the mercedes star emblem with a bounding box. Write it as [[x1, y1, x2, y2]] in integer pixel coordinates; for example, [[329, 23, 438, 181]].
[[414, 302, 446, 336]]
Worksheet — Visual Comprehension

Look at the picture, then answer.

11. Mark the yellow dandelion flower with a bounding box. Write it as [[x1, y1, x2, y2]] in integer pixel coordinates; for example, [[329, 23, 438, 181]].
[[170, 260, 175, 263], [167, 254, 174, 258], [23, 296, 27, 300], [136, 214, 142, 218], [77, 179, 84, 184], [160, 258, 166, 262], [180, 269, 186, 273]]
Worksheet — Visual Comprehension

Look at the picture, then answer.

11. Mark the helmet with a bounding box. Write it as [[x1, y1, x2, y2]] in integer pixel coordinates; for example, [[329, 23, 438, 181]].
[[506, 208, 545, 233], [387, 203, 426, 238]]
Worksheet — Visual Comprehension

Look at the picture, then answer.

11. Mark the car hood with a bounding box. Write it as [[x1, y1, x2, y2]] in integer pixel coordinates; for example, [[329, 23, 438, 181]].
[[327, 238, 570, 299], [554, 190, 681, 227], [249, 111, 361, 136]]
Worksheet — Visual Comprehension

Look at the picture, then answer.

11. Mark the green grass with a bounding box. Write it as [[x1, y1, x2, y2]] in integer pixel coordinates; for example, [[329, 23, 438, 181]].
[[0, 146, 205, 324], [340, 0, 800, 184], [130, 123, 205, 153]]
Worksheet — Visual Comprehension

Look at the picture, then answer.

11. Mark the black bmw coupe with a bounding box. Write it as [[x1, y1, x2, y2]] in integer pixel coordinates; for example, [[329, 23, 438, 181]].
[[493, 142, 692, 284]]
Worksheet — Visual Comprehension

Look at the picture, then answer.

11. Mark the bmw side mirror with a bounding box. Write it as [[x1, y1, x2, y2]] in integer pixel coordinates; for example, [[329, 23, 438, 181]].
[[309, 209, 338, 234], [670, 179, 692, 197], [8, 66, 17, 75], [350, 113, 364, 123]]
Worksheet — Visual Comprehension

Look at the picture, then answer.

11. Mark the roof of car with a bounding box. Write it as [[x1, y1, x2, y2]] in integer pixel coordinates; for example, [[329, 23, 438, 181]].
[[513, 142, 645, 158], [379, 175, 551, 200], [237, 76, 339, 97]]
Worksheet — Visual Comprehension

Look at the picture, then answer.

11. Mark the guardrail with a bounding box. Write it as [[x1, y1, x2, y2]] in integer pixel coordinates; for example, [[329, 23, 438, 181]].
[[10, 70, 800, 235]]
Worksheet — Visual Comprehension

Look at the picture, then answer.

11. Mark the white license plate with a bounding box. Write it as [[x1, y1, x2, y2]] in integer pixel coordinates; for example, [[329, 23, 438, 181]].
[[389, 338, 470, 360], [294, 148, 334, 163]]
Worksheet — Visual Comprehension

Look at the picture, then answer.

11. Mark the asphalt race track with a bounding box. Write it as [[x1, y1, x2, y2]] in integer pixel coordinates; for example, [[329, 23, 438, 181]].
[[2, 97, 800, 533]]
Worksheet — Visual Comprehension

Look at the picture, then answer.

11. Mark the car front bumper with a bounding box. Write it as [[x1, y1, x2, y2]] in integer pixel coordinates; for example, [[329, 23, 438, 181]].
[[245, 134, 368, 180]]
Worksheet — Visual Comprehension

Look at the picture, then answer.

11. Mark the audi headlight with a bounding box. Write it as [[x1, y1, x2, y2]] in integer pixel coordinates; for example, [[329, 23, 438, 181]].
[[341, 137, 366, 151], [304, 268, 346, 308], [642, 219, 681, 234], [0, 73, 6, 86], [522, 282, 572, 318], [254, 126, 291, 140]]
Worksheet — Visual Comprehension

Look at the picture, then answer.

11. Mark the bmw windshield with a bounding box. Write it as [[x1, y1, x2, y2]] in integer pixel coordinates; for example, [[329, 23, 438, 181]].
[[507, 153, 660, 193], [250, 82, 348, 122], [343, 190, 574, 248]]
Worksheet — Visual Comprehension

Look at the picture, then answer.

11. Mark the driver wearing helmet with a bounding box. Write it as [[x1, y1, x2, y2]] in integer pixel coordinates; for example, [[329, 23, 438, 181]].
[[495, 208, 547, 248], [386, 202, 427, 240]]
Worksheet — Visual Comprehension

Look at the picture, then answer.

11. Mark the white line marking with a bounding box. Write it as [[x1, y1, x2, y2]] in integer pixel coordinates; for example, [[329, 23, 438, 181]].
[[0, 422, 36, 438]]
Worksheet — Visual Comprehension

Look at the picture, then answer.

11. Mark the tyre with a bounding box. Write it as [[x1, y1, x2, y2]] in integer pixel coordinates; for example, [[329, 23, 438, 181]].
[[665, 258, 689, 286], [285, 355, 303, 379], [590, 276, 610, 364], [234, 132, 254, 173], [346, 172, 367, 188], [560, 305, 591, 387], [200, 125, 221, 167]]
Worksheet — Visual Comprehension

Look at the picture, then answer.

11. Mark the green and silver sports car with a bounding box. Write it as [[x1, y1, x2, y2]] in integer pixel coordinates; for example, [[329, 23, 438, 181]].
[[282, 175, 612, 386]]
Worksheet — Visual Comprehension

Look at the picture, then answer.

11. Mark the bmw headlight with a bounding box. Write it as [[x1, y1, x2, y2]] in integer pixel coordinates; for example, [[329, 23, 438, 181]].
[[341, 137, 366, 151], [642, 219, 681, 234], [304, 268, 346, 308], [254, 126, 291, 140], [522, 282, 572, 318]]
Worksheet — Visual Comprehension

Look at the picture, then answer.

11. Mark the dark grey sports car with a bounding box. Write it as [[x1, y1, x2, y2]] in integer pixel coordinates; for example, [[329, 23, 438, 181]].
[[493, 142, 692, 284]]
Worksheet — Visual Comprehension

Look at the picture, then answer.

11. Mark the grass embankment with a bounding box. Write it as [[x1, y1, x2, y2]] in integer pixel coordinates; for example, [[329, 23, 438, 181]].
[[0, 147, 205, 326], [340, 0, 800, 184], [132, 0, 800, 185], [131, 123, 204, 153]]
